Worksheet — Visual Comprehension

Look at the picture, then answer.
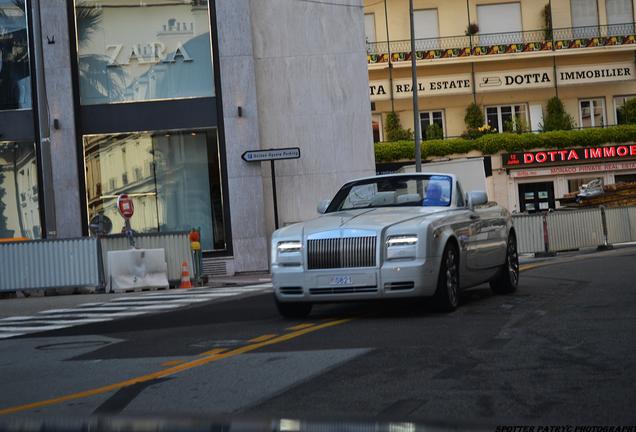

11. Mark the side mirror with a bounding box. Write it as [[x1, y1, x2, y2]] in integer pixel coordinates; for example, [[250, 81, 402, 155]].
[[467, 191, 488, 209], [317, 199, 331, 214]]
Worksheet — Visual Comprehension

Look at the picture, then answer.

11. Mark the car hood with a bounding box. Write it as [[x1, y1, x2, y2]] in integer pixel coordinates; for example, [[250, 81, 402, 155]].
[[275, 207, 448, 239]]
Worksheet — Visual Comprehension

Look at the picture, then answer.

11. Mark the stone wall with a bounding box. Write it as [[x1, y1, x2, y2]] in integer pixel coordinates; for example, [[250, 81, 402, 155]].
[[250, 0, 376, 233]]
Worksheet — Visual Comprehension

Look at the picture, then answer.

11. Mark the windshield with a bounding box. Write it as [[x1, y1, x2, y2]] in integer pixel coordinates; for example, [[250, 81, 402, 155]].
[[326, 175, 453, 212]]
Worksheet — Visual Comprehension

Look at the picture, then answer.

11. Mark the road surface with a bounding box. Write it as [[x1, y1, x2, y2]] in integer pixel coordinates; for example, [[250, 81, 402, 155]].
[[0, 247, 635, 428]]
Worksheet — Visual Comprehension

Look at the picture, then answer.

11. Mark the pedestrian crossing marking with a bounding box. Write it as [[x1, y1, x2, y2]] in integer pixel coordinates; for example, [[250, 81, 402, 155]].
[[0, 284, 272, 340]]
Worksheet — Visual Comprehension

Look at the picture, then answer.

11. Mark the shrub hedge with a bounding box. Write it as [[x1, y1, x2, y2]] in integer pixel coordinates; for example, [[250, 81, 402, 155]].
[[374, 125, 636, 162]]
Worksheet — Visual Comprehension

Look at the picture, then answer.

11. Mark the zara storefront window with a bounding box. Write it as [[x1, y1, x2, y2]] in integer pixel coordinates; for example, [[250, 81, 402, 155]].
[[1, 2, 40, 240], [84, 130, 226, 251], [74, 0, 214, 105], [0, 142, 41, 240], [0, 0, 31, 110], [75, 1, 225, 251]]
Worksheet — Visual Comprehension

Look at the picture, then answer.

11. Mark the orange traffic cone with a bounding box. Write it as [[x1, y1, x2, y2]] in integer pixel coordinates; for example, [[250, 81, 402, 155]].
[[179, 261, 192, 289]]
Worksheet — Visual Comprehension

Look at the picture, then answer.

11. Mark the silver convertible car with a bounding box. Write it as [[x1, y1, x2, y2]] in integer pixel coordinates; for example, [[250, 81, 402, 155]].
[[271, 173, 519, 318]]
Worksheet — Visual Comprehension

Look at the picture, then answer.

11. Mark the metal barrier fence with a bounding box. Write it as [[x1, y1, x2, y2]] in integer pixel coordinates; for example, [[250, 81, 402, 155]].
[[510, 214, 545, 254], [513, 206, 636, 255], [547, 208, 604, 252], [0, 238, 101, 292], [99, 232, 193, 286], [0, 232, 192, 292]]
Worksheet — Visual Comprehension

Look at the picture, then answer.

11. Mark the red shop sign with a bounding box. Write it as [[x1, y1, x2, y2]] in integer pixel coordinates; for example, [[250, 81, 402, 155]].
[[502, 144, 636, 168]]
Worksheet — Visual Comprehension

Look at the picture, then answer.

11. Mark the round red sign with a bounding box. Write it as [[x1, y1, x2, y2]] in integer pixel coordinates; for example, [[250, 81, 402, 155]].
[[116, 194, 134, 219]]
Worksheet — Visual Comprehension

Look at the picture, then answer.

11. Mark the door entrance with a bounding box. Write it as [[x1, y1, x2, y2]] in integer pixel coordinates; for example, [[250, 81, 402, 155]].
[[518, 182, 555, 213]]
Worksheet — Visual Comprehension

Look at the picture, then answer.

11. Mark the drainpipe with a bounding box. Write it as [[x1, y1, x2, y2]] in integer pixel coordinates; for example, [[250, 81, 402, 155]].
[[409, 0, 421, 172], [467, 0, 476, 103], [31, 0, 57, 238], [384, 0, 395, 112], [549, 0, 559, 98]]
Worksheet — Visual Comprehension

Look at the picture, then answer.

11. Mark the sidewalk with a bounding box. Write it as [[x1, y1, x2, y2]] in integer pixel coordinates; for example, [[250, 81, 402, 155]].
[[0, 273, 273, 320], [206, 272, 271, 288]]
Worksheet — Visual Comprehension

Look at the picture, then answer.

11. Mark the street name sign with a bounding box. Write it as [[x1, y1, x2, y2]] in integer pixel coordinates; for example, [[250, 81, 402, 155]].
[[240, 147, 301, 230], [241, 148, 300, 162]]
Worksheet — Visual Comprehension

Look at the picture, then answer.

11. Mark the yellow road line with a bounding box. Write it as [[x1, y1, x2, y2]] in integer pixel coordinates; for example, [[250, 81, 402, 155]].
[[286, 323, 315, 331], [248, 334, 278, 343], [0, 317, 353, 417], [520, 262, 550, 272], [160, 360, 186, 367], [198, 348, 226, 357]]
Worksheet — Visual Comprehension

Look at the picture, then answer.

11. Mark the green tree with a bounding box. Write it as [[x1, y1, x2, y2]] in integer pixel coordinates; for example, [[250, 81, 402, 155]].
[[425, 123, 444, 140], [385, 111, 413, 141], [464, 102, 485, 129], [617, 98, 636, 124], [541, 97, 575, 131]]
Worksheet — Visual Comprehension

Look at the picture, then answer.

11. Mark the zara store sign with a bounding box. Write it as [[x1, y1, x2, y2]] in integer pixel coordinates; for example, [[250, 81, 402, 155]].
[[105, 42, 194, 67]]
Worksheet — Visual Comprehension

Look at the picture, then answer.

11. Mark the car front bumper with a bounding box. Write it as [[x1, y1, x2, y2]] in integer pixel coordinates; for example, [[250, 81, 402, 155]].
[[272, 257, 442, 303]]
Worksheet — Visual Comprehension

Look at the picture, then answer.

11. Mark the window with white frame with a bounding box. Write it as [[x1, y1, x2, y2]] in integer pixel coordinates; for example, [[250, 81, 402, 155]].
[[571, 0, 599, 37], [364, 13, 376, 44], [614, 95, 636, 124], [485, 105, 528, 133], [579, 98, 606, 128], [477, 3, 522, 45], [606, 0, 634, 35], [420, 111, 445, 140], [414, 9, 440, 50], [372, 114, 383, 143]]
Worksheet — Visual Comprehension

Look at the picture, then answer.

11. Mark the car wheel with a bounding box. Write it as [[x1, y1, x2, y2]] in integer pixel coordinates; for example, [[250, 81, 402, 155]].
[[275, 297, 312, 319], [490, 233, 519, 295], [433, 243, 460, 312]]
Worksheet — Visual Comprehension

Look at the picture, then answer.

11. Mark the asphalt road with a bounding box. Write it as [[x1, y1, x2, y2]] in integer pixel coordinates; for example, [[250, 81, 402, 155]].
[[1, 247, 635, 429]]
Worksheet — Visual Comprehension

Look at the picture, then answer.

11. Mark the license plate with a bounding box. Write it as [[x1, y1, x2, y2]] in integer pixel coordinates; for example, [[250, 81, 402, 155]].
[[330, 276, 352, 285]]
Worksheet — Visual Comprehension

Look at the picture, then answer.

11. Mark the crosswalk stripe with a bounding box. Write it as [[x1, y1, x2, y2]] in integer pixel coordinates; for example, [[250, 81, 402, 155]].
[[0, 325, 71, 332], [130, 304, 184, 310], [0, 284, 272, 340], [0, 318, 112, 327], [40, 307, 134, 314], [1, 312, 145, 321], [0, 333, 25, 339]]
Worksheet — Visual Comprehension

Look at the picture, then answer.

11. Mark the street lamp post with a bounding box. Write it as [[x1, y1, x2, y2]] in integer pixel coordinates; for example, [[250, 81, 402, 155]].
[[409, 0, 422, 172]]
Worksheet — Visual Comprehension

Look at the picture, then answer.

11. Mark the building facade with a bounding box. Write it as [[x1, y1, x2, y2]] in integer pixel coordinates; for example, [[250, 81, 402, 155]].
[[365, 0, 636, 213], [0, 0, 375, 274]]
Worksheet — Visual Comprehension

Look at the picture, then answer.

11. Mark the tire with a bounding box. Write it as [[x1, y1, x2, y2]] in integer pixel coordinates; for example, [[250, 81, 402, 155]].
[[275, 297, 312, 319], [490, 233, 519, 295], [433, 243, 460, 312]]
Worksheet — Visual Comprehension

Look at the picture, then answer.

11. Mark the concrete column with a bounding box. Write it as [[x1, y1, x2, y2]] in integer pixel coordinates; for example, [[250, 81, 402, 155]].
[[39, 0, 82, 238], [216, 0, 269, 272], [250, 0, 376, 233]]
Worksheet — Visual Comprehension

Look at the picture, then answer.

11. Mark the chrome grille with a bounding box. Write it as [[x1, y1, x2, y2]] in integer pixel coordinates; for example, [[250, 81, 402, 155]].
[[307, 237, 377, 270], [310, 286, 378, 295]]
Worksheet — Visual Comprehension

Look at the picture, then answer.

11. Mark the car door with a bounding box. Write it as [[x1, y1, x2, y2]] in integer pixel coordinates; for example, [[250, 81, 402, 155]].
[[473, 204, 508, 269], [453, 182, 488, 284]]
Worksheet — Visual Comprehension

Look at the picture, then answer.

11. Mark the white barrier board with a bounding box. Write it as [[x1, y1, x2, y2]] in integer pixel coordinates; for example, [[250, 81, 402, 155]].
[[108, 248, 169, 292]]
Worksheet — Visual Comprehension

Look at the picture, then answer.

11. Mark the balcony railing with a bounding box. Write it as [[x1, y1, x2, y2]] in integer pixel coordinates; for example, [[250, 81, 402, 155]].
[[367, 23, 636, 64]]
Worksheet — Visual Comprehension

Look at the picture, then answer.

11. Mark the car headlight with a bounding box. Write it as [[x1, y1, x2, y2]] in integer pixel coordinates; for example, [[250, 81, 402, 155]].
[[277, 241, 302, 254], [386, 235, 418, 247], [386, 235, 418, 260]]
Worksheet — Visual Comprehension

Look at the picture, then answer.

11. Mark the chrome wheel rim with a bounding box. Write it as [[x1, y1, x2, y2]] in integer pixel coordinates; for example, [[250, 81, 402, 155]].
[[445, 249, 459, 306], [508, 237, 519, 286]]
